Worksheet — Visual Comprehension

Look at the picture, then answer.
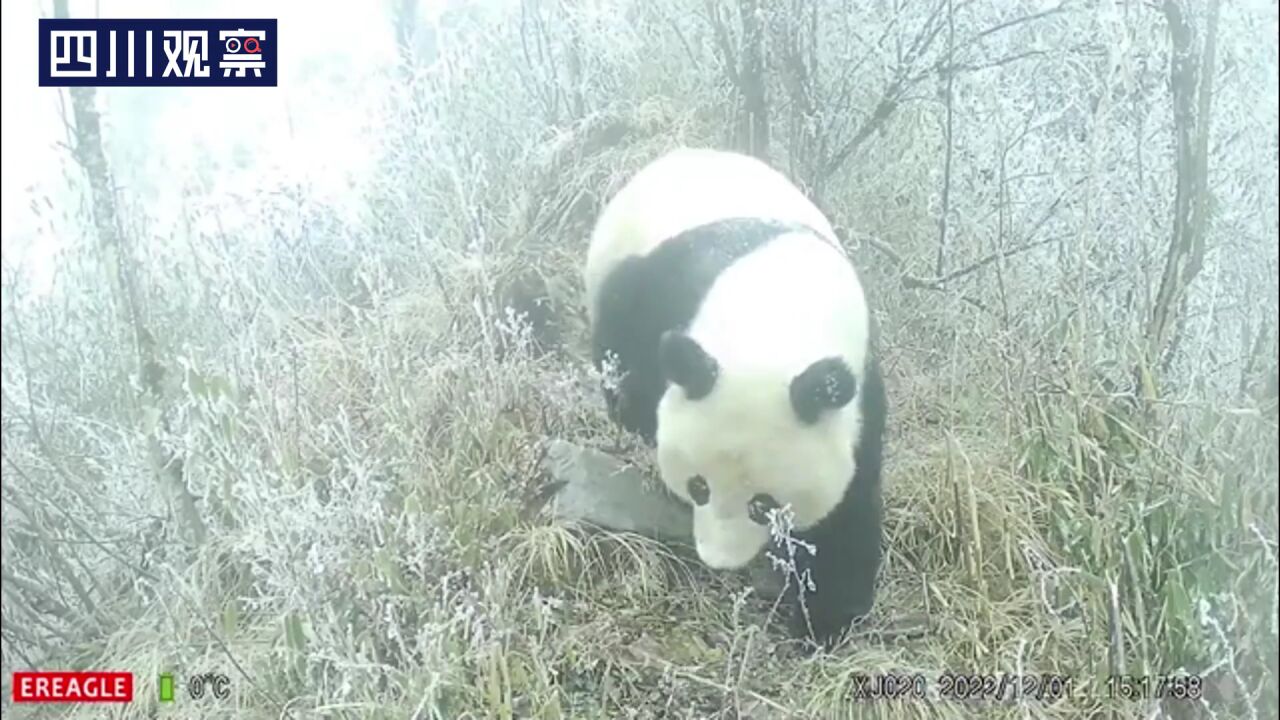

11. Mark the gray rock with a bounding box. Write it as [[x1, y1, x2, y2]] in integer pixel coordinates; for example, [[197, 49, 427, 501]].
[[544, 439, 693, 543]]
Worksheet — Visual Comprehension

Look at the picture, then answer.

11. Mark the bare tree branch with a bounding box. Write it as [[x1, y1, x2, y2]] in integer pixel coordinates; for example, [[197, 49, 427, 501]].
[[705, 0, 741, 88], [956, 1, 1070, 53], [936, 0, 957, 277], [705, 0, 770, 158]]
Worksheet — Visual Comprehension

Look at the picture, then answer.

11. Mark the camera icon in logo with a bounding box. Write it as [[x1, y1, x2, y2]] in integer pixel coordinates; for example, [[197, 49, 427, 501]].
[[218, 29, 266, 77], [223, 35, 261, 55]]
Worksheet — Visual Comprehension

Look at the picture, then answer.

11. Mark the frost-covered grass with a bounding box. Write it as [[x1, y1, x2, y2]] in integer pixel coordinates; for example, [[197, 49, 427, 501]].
[[3, 1, 1278, 719], [6, 141, 1275, 718]]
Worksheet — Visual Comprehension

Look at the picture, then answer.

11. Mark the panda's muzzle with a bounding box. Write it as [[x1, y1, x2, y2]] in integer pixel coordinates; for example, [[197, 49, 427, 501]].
[[693, 509, 769, 569]]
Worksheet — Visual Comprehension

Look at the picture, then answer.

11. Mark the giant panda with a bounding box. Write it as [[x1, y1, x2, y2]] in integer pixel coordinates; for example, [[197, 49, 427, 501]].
[[584, 147, 887, 648]]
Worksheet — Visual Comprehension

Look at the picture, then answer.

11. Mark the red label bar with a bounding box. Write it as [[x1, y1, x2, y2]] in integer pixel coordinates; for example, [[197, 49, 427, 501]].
[[11, 671, 134, 703]]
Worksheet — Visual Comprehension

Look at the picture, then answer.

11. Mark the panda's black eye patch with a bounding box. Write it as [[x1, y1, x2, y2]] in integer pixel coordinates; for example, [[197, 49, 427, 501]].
[[687, 475, 710, 505], [748, 493, 780, 525]]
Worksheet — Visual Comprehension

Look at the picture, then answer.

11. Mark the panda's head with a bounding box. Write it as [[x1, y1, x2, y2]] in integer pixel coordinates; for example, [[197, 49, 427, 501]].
[[654, 329, 859, 569]]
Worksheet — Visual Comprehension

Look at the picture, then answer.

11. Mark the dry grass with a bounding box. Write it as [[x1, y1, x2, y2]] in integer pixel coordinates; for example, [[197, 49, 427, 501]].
[[7, 142, 1275, 716]]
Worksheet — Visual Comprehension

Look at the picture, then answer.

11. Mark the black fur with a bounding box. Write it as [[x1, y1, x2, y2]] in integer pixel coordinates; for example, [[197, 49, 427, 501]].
[[777, 347, 886, 650], [659, 331, 719, 400], [790, 357, 857, 424], [591, 218, 807, 443]]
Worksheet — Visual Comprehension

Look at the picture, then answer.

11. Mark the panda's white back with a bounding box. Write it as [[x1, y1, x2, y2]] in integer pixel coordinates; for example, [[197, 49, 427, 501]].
[[691, 231, 869, 381], [584, 148, 839, 320]]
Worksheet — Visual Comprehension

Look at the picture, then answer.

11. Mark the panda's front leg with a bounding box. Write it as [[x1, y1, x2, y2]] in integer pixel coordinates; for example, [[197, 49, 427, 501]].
[[783, 480, 883, 649]]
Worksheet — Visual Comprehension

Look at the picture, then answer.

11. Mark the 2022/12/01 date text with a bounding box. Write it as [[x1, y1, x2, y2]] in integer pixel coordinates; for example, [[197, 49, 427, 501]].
[[1105, 674, 1204, 701], [937, 672, 1075, 702]]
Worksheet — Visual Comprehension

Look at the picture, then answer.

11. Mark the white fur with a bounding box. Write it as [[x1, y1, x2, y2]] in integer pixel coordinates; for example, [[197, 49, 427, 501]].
[[656, 232, 869, 568], [586, 147, 870, 571], [584, 147, 838, 321]]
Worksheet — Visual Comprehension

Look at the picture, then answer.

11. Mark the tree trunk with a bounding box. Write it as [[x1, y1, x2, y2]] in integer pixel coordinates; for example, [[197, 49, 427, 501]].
[[52, 0, 207, 546], [1143, 0, 1222, 387], [736, 0, 769, 159]]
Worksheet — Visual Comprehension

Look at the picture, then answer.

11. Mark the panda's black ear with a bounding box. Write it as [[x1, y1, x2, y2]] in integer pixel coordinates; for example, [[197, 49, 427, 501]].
[[659, 331, 718, 400], [790, 357, 856, 424]]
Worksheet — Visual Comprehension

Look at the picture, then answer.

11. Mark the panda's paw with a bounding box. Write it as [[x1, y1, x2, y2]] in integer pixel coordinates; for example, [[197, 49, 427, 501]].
[[787, 606, 848, 652], [787, 597, 874, 652]]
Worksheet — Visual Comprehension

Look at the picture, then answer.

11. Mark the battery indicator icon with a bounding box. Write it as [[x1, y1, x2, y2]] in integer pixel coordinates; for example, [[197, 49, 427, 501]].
[[159, 673, 175, 702]]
